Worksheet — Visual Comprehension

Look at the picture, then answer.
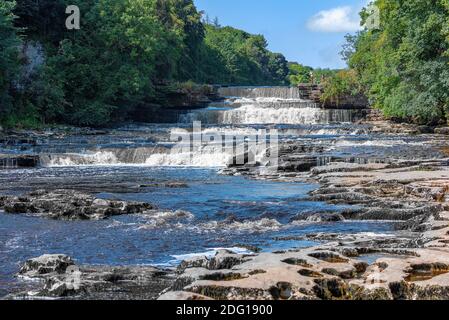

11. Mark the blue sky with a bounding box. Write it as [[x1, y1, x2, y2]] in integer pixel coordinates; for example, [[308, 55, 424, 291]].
[[194, 0, 368, 69]]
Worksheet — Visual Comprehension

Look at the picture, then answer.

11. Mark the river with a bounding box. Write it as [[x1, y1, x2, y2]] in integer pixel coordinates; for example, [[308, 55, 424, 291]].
[[1, 86, 447, 296]]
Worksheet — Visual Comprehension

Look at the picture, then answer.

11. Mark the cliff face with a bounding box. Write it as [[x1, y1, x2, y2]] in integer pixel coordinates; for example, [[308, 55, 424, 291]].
[[297, 84, 369, 110]]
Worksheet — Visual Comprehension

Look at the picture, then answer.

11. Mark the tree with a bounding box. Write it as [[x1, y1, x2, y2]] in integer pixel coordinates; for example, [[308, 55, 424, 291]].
[[2, 0, 294, 127], [201, 24, 288, 85], [0, 0, 20, 119], [321, 69, 361, 106], [288, 63, 313, 85], [347, 0, 449, 124]]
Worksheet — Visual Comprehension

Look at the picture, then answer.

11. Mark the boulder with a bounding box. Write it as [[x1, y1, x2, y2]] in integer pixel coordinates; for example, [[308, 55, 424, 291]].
[[0, 154, 39, 169], [15, 255, 174, 299], [435, 127, 449, 135], [305, 212, 345, 223], [19, 254, 75, 277]]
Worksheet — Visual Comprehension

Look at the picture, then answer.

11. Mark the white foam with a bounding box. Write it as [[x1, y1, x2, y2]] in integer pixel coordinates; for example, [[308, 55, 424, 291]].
[[136, 210, 194, 229], [171, 247, 252, 262], [333, 139, 422, 148], [198, 218, 283, 233], [44, 151, 119, 167], [221, 106, 333, 125], [234, 97, 308, 104], [144, 149, 231, 167]]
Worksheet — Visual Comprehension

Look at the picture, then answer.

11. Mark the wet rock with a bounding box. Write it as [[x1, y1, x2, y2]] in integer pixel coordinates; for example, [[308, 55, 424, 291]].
[[298, 269, 324, 278], [304, 212, 345, 223], [308, 252, 349, 263], [269, 282, 293, 300], [435, 127, 449, 135], [14, 255, 174, 300], [282, 258, 312, 267], [313, 278, 349, 300], [0, 154, 39, 169], [208, 250, 251, 270], [199, 272, 246, 281], [404, 263, 449, 282], [1, 189, 154, 220], [19, 254, 75, 277]]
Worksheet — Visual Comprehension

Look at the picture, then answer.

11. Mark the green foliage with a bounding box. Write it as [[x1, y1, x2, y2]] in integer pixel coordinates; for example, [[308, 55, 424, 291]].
[[0, 0, 20, 120], [201, 24, 288, 85], [321, 69, 361, 106], [348, 0, 449, 125], [288, 63, 313, 85], [1, 0, 292, 127], [287, 62, 339, 86]]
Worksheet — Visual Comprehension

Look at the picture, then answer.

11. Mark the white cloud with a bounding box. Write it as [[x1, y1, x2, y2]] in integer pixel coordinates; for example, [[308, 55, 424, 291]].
[[307, 6, 362, 33]]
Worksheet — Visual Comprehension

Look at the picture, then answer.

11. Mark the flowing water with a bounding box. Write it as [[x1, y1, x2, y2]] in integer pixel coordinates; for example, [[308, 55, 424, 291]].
[[1, 86, 446, 296]]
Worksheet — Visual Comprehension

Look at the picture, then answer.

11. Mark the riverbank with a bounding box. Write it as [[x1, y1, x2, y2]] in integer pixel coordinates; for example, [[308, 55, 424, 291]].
[[160, 156, 449, 300]]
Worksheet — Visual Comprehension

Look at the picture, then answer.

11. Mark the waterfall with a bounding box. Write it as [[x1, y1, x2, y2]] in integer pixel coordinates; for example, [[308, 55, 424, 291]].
[[39, 145, 238, 168], [40, 147, 171, 167], [35, 86, 368, 168], [180, 100, 367, 125], [218, 87, 304, 99], [40, 151, 120, 167]]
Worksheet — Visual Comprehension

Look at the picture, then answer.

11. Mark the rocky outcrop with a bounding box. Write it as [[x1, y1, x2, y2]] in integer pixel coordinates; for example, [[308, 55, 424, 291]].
[[435, 127, 449, 135], [19, 254, 75, 277], [0, 154, 39, 169], [12, 254, 174, 300], [155, 159, 449, 300], [297, 84, 369, 110], [0, 189, 154, 220]]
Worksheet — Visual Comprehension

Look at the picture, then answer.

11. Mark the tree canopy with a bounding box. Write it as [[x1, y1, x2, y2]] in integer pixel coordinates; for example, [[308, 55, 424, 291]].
[[0, 1, 20, 119], [0, 0, 290, 127], [347, 0, 449, 124]]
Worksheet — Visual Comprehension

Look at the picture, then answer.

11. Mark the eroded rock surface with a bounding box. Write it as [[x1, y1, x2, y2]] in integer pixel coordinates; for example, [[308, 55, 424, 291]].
[[0, 189, 154, 220], [11, 254, 174, 300], [159, 151, 449, 300]]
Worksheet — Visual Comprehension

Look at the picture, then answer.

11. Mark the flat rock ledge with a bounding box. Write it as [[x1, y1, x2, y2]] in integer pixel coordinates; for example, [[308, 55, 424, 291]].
[[0, 189, 154, 220], [158, 161, 449, 300]]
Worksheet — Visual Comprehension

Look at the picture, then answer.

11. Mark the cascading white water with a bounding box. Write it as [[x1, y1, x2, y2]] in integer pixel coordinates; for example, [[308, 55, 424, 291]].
[[221, 106, 327, 125], [39, 143, 242, 168], [40, 147, 170, 167], [145, 146, 233, 167], [180, 95, 364, 125], [41, 151, 119, 167], [38, 86, 367, 168], [219, 87, 304, 99]]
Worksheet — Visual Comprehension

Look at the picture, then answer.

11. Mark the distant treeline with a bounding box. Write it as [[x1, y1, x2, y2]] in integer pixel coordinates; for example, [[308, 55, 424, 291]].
[[0, 0, 292, 127]]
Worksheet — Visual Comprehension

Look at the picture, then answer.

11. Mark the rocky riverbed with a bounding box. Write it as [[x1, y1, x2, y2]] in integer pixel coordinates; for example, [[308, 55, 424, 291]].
[[160, 156, 449, 300], [3, 120, 449, 300], [2, 86, 449, 300]]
